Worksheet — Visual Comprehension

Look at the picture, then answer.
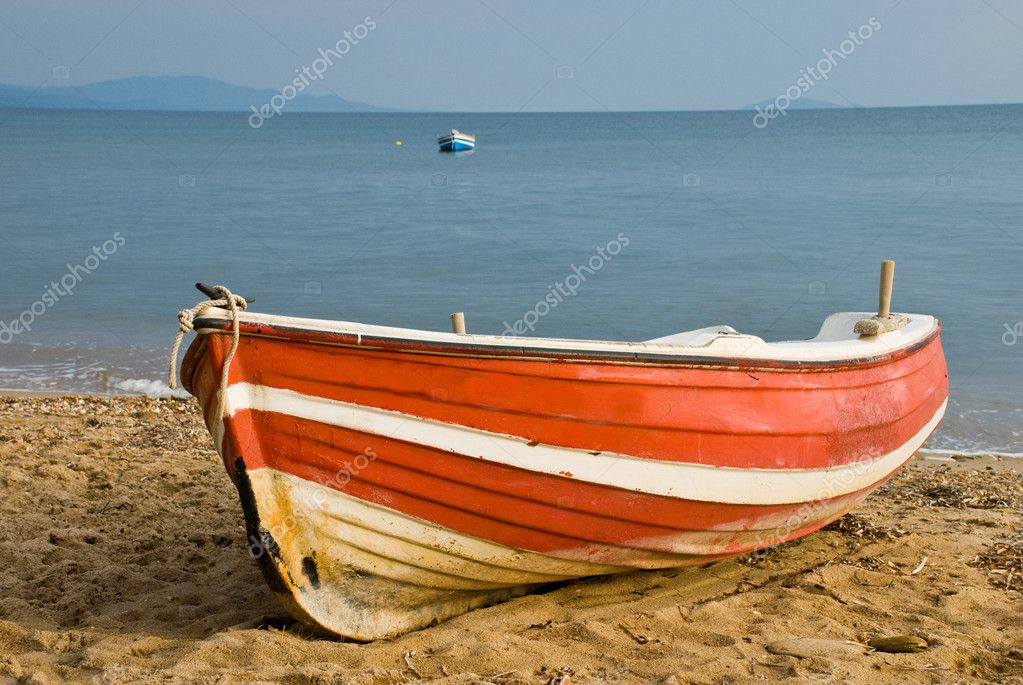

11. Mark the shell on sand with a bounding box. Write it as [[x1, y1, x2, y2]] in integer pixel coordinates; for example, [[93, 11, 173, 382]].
[[868, 635, 929, 653], [765, 638, 868, 659]]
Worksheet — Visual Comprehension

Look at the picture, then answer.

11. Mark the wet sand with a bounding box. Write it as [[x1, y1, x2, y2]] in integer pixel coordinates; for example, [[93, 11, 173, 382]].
[[0, 395, 1021, 684]]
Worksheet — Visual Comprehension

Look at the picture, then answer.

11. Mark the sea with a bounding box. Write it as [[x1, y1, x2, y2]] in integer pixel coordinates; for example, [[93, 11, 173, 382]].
[[1, 105, 1021, 454]]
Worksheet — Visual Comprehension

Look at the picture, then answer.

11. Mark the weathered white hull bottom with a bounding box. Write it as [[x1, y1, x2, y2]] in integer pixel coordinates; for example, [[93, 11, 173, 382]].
[[240, 462, 883, 640], [243, 466, 620, 639]]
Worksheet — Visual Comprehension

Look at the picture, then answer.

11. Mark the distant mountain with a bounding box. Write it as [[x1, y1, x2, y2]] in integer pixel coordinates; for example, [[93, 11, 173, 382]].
[[0, 75, 392, 113], [746, 97, 843, 111]]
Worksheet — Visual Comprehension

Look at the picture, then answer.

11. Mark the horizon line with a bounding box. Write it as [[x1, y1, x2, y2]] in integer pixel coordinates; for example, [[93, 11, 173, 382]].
[[3, 101, 1022, 116], [1, 76, 1022, 114]]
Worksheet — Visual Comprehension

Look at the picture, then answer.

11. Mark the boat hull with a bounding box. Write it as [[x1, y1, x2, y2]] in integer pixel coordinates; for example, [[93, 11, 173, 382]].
[[181, 314, 948, 639], [438, 134, 475, 152]]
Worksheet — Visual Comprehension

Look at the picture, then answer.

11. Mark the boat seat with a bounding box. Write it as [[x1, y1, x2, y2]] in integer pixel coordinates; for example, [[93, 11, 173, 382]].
[[644, 325, 738, 347]]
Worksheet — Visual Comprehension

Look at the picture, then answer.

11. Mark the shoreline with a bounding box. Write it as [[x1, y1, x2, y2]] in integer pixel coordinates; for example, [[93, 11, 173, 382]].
[[1, 394, 1021, 683], [918, 447, 1023, 459]]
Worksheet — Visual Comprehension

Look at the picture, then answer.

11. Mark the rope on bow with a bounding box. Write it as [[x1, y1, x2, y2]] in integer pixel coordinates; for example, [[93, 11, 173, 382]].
[[169, 285, 247, 420]]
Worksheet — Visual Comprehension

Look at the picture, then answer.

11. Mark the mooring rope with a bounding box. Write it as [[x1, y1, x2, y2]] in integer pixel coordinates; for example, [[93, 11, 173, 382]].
[[169, 285, 247, 420]]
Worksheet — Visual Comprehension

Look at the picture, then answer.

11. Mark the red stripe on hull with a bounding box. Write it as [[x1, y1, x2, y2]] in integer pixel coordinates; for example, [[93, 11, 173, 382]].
[[186, 329, 948, 470], [213, 407, 890, 560]]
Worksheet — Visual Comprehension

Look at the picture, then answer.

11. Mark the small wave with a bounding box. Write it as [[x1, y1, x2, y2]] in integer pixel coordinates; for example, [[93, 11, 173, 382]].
[[111, 378, 190, 398], [918, 448, 1023, 459]]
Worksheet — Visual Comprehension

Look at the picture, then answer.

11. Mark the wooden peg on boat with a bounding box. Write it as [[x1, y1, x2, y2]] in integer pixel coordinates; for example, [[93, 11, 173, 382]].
[[877, 259, 895, 318], [450, 312, 466, 334], [854, 260, 908, 336]]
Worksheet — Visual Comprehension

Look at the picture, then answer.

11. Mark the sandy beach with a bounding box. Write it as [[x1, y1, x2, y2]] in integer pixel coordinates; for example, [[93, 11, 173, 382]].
[[0, 394, 1020, 684]]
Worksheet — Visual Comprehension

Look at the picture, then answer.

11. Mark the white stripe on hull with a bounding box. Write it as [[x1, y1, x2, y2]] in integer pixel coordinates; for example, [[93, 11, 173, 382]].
[[223, 383, 946, 506]]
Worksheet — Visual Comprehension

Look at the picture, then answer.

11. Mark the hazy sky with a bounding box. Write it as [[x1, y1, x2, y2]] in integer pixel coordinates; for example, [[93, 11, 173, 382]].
[[2, 0, 1023, 111]]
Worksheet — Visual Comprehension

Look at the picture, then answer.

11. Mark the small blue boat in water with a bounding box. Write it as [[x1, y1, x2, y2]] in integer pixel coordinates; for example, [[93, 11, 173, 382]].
[[438, 129, 475, 152]]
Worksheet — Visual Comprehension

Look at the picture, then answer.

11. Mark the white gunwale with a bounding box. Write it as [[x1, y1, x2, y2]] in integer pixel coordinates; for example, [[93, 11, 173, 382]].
[[194, 309, 938, 364]]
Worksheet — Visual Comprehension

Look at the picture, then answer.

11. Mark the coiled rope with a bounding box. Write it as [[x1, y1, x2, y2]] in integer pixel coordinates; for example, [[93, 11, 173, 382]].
[[169, 285, 247, 420]]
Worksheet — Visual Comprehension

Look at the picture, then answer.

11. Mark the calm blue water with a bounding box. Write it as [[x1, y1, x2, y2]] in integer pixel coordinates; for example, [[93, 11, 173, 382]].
[[1, 106, 1021, 452]]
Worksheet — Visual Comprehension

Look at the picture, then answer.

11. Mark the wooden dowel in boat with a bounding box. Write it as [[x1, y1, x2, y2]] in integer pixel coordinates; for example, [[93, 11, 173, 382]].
[[877, 260, 895, 318], [450, 312, 466, 334]]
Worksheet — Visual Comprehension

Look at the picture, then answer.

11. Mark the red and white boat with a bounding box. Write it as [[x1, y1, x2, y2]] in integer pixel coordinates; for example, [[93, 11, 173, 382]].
[[174, 264, 947, 640]]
